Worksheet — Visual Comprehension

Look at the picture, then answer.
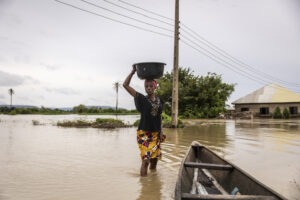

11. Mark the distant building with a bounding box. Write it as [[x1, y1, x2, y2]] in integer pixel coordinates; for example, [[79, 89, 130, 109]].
[[232, 84, 300, 117]]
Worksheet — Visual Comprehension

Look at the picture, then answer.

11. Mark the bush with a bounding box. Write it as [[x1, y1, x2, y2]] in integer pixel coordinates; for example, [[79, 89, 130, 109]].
[[162, 112, 183, 128], [282, 108, 290, 119], [133, 119, 140, 127], [272, 107, 282, 119], [8, 110, 17, 115], [133, 112, 183, 128], [32, 120, 40, 125], [95, 118, 122, 124], [57, 118, 127, 128], [57, 119, 91, 127]]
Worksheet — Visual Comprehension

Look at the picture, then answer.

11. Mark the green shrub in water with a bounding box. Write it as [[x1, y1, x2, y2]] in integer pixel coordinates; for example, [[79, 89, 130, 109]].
[[8, 110, 17, 115], [272, 107, 282, 119], [133, 119, 140, 127], [133, 113, 183, 128], [95, 118, 123, 124], [282, 108, 290, 119]]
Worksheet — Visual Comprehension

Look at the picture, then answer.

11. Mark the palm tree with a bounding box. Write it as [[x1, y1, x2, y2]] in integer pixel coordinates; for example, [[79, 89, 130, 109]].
[[113, 82, 121, 113], [8, 88, 15, 108]]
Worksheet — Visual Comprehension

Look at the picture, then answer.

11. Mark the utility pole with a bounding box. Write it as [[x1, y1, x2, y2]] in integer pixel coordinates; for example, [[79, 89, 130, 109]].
[[171, 0, 179, 128]]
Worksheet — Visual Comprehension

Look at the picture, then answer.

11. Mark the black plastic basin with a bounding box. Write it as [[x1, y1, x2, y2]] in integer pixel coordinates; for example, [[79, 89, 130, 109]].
[[134, 62, 165, 80]]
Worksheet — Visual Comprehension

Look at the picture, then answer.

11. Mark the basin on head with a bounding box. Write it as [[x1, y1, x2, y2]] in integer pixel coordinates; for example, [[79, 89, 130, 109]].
[[134, 62, 165, 80]]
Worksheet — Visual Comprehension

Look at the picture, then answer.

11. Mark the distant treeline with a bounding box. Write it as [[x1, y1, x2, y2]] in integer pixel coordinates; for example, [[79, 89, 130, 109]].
[[0, 105, 138, 115]]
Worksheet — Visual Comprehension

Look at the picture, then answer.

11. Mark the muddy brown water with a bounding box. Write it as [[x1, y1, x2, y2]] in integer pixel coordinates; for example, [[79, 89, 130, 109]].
[[0, 115, 299, 199]]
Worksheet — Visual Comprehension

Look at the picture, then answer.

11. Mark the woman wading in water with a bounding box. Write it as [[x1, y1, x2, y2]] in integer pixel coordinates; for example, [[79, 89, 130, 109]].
[[123, 65, 165, 176]]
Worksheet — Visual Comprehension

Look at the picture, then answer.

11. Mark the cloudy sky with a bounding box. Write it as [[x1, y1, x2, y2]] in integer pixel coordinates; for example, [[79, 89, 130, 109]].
[[0, 0, 299, 109]]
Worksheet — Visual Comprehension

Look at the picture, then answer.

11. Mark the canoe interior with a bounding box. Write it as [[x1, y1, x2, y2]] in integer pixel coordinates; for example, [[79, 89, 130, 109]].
[[176, 142, 285, 200]]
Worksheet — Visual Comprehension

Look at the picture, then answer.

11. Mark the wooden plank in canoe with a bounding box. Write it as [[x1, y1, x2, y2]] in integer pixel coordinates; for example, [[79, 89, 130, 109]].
[[184, 162, 233, 171], [182, 193, 277, 200]]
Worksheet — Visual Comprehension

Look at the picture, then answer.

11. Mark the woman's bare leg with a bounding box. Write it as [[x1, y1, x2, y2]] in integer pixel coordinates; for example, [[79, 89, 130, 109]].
[[149, 158, 158, 170], [140, 160, 149, 176]]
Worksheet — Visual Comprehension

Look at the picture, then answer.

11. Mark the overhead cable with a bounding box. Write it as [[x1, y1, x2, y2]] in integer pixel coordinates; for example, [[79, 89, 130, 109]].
[[116, 0, 299, 87], [118, 0, 174, 21], [102, 0, 174, 26], [80, 0, 173, 32], [181, 24, 300, 87], [180, 30, 300, 89], [181, 39, 300, 93], [54, 0, 173, 38]]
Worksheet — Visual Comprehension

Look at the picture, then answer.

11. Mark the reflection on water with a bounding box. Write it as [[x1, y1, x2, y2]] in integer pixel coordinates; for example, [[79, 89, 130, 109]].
[[137, 172, 162, 200], [0, 116, 300, 199]]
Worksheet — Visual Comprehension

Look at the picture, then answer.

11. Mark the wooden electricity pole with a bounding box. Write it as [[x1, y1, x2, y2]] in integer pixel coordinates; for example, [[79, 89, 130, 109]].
[[171, 0, 179, 128]]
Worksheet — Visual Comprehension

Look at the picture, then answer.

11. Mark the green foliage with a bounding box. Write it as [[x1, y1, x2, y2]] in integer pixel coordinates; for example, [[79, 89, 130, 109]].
[[8, 110, 17, 115], [156, 67, 235, 118], [272, 107, 282, 119], [0, 107, 11, 114], [95, 118, 122, 124], [133, 119, 140, 127], [57, 118, 127, 128], [0, 105, 137, 115], [72, 105, 138, 115], [282, 108, 290, 119], [161, 112, 184, 128], [57, 119, 91, 127], [73, 104, 87, 113], [133, 112, 183, 128]]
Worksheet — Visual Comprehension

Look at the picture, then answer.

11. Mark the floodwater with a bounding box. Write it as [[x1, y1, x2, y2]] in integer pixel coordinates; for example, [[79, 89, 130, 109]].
[[0, 115, 300, 200]]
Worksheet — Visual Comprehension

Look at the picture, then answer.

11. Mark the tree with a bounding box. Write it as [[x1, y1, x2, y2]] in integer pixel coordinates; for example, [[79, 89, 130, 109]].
[[73, 104, 87, 113], [282, 108, 290, 119], [156, 67, 235, 118], [113, 82, 121, 113], [273, 107, 282, 119], [8, 88, 14, 108]]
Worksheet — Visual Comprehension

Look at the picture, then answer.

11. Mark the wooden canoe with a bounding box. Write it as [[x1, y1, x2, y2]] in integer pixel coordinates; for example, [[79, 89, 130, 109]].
[[175, 141, 286, 200]]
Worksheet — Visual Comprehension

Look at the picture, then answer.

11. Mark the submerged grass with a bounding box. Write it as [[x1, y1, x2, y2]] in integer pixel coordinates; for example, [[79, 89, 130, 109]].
[[57, 118, 130, 128]]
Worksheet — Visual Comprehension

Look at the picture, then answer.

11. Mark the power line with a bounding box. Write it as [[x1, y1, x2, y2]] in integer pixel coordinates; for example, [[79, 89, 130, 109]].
[[181, 37, 272, 86], [101, 0, 174, 26], [118, 0, 174, 21], [180, 30, 300, 89], [80, 0, 173, 32], [181, 39, 300, 93], [116, 0, 300, 87], [56, 0, 299, 90], [180, 23, 300, 87], [54, 0, 173, 38]]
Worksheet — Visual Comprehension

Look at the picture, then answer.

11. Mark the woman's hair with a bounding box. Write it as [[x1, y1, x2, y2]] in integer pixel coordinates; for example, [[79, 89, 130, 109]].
[[144, 79, 157, 89]]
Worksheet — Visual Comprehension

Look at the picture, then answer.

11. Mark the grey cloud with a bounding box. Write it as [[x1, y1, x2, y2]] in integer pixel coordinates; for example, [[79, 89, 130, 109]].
[[40, 62, 60, 71], [24, 76, 40, 84], [14, 54, 30, 63], [0, 70, 40, 86], [0, 35, 29, 48], [0, 70, 24, 86], [44, 87, 79, 95], [0, 0, 12, 11], [88, 97, 99, 102], [0, 36, 9, 41], [18, 96, 31, 101], [0, 94, 5, 99], [0, 56, 6, 62]]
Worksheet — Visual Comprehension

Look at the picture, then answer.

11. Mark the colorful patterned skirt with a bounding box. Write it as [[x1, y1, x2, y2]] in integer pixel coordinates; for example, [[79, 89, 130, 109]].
[[137, 130, 166, 161]]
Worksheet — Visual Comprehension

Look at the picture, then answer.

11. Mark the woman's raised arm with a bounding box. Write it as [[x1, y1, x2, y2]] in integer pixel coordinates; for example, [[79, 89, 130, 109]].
[[123, 65, 137, 98]]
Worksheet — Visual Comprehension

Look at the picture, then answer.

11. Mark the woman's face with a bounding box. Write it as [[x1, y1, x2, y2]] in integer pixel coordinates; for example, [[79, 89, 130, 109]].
[[145, 81, 155, 95]]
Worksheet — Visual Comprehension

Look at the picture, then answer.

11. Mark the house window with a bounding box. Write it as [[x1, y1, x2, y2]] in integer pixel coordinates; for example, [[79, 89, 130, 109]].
[[289, 107, 298, 114], [241, 107, 249, 112], [260, 107, 269, 114]]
